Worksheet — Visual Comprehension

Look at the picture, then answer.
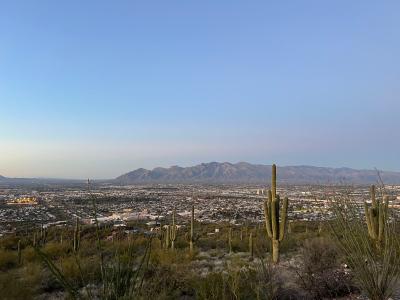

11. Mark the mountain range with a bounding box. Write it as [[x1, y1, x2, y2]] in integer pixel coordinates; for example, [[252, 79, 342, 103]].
[[115, 162, 400, 185]]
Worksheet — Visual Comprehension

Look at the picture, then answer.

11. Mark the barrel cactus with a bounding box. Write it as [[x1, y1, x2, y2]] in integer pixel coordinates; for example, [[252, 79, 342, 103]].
[[264, 164, 289, 263]]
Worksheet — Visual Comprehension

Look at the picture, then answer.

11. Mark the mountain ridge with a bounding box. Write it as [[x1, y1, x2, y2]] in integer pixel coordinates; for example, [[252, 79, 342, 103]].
[[115, 162, 400, 184]]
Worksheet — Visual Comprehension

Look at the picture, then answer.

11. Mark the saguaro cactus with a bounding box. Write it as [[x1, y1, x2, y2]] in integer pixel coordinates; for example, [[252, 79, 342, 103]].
[[187, 205, 199, 253], [365, 185, 389, 248], [73, 217, 80, 252], [228, 227, 233, 253], [17, 240, 22, 265], [157, 220, 164, 249], [170, 208, 177, 250], [249, 232, 253, 258], [264, 164, 289, 263], [165, 225, 170, 249]]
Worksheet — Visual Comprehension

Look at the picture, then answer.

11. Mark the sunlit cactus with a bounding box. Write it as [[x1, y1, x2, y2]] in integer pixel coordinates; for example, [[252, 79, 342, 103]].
[[170, 208, 177, 250], [264, 164, 289, 263], [365, 185, 389, 248]]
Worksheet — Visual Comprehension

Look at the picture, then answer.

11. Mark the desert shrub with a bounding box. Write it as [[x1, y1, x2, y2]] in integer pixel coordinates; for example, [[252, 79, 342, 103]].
[[0, 271, 34, 300], [140, 264, 194, 299], [193, 260, 280, 300], [0, 248, 17, 271], [331, 196, 400, 300], [297, 237, 354, 299]]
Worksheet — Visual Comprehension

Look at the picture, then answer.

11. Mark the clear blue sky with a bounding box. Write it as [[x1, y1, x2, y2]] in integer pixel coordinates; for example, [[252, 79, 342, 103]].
[[1, 1, 399, 178]]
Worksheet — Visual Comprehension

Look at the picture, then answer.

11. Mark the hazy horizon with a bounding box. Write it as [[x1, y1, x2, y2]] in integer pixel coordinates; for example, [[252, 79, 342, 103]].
[[1, 1, 400, 178]]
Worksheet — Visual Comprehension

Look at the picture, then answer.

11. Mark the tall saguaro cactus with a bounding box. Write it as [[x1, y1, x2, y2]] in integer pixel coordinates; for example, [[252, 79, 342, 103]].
[[165, 225, 170, 249], [170, 208, 177, 250], [73, 217, 80, 253], [187, 205, 199, 253], [365, 185, 389, 248], [264, 164, 289, 263]]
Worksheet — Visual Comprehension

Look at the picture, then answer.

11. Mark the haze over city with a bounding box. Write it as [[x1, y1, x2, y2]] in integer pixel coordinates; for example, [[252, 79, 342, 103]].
[[1, 1, 400, 179]]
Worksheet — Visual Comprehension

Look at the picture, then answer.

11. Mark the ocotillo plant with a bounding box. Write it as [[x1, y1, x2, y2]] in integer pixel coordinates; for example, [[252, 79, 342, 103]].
[[17, 239, 22, 265], [73, 217, 80, 252], [264, 164, 289, 263], [365, 185, 389, 249], [170, 208, 177, 250]]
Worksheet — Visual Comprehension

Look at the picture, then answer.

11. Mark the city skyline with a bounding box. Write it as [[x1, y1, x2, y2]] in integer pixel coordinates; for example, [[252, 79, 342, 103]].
[[1, 1, 400, 178]]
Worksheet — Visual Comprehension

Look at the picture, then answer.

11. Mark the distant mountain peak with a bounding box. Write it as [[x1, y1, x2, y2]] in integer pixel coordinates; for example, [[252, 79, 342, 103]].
[[115, 162, 400, 184]]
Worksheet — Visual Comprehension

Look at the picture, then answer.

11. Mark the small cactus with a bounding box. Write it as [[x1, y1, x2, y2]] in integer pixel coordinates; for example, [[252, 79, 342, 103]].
[[365, 185, 389, 249], [264, 164, 289, 263]]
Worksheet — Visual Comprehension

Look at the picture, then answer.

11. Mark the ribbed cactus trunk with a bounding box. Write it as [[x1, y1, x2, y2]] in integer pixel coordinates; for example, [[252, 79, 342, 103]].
[[365, 185, 389, 249], [189, 205, 194, 253], [170, 208, 177, 250], [165, 225, 170, 249], [264, 164, 289, 263]]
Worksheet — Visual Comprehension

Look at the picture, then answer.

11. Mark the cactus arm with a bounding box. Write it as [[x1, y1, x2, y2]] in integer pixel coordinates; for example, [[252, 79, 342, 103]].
[[378, 203, 384, 242], [264, 195, 273, 238], [279, 197, 289, 242], [383, 195, 389, 220], [271, 164, 277, 200], [365, 202, 373, 237], [370, 185, 377, 208], [369, 208, 377, 240]]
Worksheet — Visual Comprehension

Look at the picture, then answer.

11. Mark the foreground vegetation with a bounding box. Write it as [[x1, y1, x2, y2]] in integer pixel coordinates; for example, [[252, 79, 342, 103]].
[[0, 167, 399, 299]]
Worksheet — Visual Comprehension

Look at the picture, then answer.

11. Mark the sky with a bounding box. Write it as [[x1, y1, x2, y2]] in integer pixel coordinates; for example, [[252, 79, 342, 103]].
[[1, 1, 400, 179]]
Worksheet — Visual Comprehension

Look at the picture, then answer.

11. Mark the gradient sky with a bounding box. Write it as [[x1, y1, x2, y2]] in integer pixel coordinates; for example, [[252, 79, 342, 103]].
[[1, 1, 400, 179]]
